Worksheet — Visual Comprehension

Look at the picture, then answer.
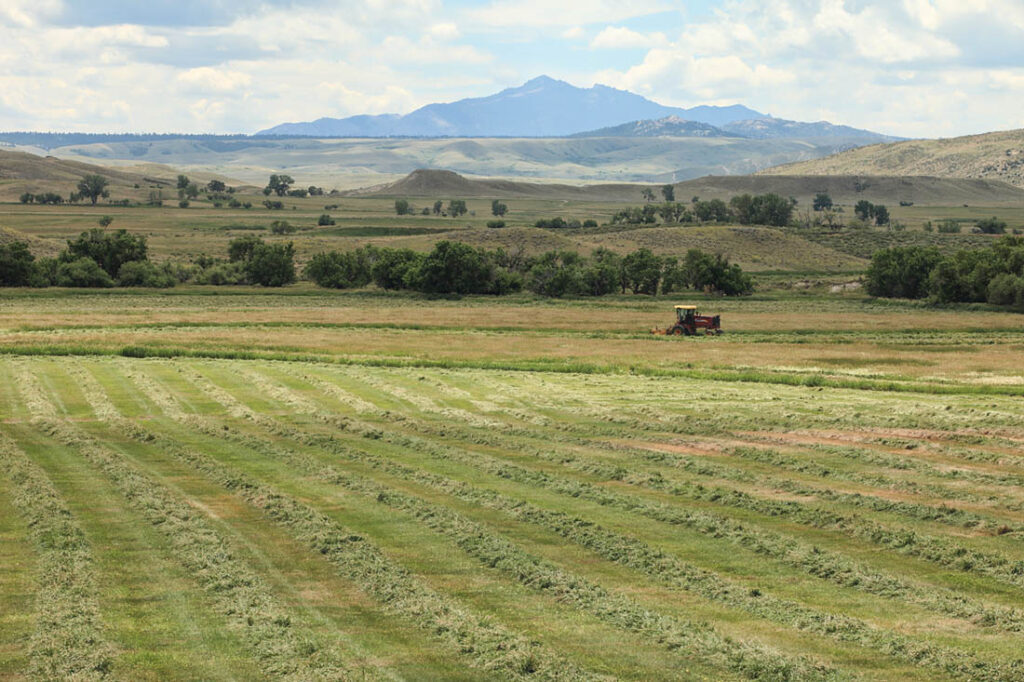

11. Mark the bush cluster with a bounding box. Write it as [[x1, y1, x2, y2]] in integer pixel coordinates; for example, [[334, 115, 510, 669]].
[[866, 237, 1024, 306], [606, 193, 795, 227]]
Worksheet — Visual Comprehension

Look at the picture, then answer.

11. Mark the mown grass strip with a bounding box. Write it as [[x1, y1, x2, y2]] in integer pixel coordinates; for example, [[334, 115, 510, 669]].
[[150, 362, 1024, 681], [9, 364, 353, 681], [78, 363, 597, 682], [2, 345, 1024, 398], [0, 429, 115, 680]]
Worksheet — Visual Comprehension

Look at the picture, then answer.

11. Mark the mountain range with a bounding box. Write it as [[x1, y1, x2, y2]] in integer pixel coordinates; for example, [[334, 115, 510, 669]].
[[257, 75, 895, 142]]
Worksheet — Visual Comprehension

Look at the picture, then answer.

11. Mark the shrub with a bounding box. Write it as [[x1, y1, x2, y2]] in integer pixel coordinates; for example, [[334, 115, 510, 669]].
[[194, 261, 247, 285], [0, 241, 36, 286], [987, 273, 1024, 307], [178, 200, 190, 208], [54, 257, 114, 288], [303, 250, 371, 289], [535, 217, 568, 229], [976, 216, 1007, 234], [317, 214, 335, 226], [270, 220, 297, 235], [582, 219, 598, 228], [116, 261, 176, 288], [228, 199, 242, 208], [228, 235, 264, 263], [263, 200, 284, 210], [528, 251, 585, 297], [486, 220, 506, 229], [19, 192, 34, 204], [937, 220, 961, 233]]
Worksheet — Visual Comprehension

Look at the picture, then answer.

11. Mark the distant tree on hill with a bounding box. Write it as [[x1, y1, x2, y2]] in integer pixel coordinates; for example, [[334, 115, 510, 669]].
[[491, 200, 508, 217], [813, 193, 833, 211], [265, 174, 295, 197], [873, 204, 890, 226], [661, 185, 675, 202], [176, 175, 190, 191], [395, 199, 412, 215], [433, 200, 444, 215], [641, 188, 655, 203], [76, 174, 110, 205], [206, 179, 226, 193]]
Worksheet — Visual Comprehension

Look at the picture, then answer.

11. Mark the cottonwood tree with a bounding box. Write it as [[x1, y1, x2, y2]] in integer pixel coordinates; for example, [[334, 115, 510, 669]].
[[76, 174, 110, 205]]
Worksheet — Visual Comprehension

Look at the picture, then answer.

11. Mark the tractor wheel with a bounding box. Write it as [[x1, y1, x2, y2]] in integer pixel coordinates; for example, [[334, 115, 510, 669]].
[[672, 326, 684, 336]]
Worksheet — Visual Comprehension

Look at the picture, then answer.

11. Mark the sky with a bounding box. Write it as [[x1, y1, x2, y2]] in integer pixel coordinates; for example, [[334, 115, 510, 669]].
[[1, 0, 1022, 138]]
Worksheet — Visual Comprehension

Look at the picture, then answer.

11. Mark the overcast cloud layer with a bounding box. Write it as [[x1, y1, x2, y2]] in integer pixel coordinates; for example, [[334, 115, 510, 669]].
[[0, 0, 1020, 137]]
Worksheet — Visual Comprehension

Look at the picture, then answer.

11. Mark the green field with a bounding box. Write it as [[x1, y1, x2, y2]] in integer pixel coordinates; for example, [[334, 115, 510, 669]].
[[1, 288, 1023, 681]]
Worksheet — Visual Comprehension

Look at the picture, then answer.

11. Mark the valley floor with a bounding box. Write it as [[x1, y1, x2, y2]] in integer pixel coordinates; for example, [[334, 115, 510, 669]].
[[1, 290, 1022, 680]]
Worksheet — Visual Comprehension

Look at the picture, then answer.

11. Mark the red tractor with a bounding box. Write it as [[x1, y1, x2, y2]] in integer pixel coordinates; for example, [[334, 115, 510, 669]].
[[653, 305, 723, 336]]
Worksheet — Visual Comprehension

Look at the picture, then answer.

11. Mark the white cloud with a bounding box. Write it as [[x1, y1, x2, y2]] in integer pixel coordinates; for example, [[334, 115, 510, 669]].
[[562, 26, 585, 40], [590, 26, 667, 49], [176, 67, 251, 93], [465, 0, 667, 28]]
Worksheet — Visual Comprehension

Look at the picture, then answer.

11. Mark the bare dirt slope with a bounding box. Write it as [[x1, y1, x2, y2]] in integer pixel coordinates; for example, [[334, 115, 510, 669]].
[[758, 129, 1024, 189]]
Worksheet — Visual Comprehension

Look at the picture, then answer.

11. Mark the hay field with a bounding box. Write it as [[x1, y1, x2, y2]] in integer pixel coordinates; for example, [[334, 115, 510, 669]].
[[1, 290, 1023, 680]]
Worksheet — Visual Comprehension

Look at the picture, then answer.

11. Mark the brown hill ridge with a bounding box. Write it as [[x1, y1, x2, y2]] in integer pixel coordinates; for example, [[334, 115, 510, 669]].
[[759, 128, 1024, 188], [350, 169, 1024, 205]]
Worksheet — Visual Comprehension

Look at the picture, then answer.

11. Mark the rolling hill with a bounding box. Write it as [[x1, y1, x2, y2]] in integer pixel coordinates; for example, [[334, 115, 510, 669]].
[[351, 169, 1024, 206], [760, 128, 1024, 187]]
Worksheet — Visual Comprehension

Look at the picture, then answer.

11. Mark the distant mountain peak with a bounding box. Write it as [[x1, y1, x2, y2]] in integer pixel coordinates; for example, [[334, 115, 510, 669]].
[[260, 77, 865, 139]]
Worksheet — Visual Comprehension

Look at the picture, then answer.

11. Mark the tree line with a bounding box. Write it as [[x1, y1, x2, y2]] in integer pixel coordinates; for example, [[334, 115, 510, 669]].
[[865, 237, 1024, 307], [304, 241, 754, 298], [603, 192, 796, 228]]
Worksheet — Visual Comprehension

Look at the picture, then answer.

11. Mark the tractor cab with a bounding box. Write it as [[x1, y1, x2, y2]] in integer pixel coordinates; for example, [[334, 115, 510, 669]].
[[675, 305, 698, 323]]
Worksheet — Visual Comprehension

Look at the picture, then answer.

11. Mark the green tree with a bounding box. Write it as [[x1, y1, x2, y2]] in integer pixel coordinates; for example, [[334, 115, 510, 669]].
[[64, 229, 148, 277], [0, 242, 35, 286], [641, 188, 655, 203], [408, 241, 492, 294], [873, 204, 890, 226], [813, 193, 833, 211], [621, 248, 662, 295], [371, 248, 424, 290], [206, 179, 226, 193], [177, 175, 190, 191], [76, 174, 110, 205], [447, 199, 468, 217], [661, 184, 675, 202], [98, 215, 114, 228], [245, 242, 296, 287], [303, 250, 372, 289], [433, 200, 444, 215], [865, 246, 941, 299], [491, 200, 508, 217], [265, 174, 295, 197], [854, 200, 875, 222], [228, 235, 264, 263], [395, 199, 411, 215]]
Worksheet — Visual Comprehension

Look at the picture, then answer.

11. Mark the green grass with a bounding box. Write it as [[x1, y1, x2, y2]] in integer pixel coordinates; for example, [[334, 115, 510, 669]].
[[1, 288, 1023, 680]]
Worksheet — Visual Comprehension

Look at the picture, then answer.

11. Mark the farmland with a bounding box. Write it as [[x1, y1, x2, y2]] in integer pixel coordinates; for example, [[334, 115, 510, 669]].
[[1, 287, 1023, 680]]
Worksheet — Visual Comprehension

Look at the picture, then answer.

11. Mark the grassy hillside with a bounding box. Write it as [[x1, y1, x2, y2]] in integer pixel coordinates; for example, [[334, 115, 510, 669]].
[[759, 129, 1024, 188]]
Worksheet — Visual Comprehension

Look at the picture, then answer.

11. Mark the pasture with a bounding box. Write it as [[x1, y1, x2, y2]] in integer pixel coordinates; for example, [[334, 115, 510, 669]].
[[1, 288, 1023, 680]]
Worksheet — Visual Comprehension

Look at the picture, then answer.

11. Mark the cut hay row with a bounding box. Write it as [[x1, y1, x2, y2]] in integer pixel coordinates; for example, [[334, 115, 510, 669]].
[[96, 362, 596, 681], [246, 366, 1024, 633], [9, 364, 355, 681], [292, 375, 1024, 596], [195, 364, 1024, 622], [0, 430, 114, 680], [141, 362, 1024, 679]]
